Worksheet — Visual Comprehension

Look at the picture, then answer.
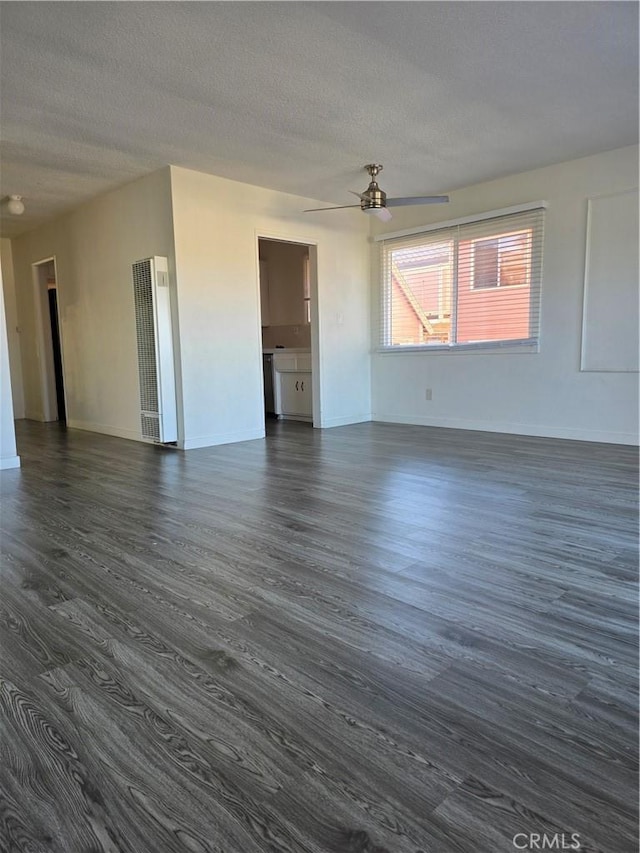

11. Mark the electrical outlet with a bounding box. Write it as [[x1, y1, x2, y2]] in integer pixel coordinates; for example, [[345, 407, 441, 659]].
[[425, 388, 432, 401], [293, 326, 299, 335]]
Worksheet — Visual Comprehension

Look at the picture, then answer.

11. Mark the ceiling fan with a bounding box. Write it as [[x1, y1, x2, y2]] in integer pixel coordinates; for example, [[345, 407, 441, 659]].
[[304, 164, 449, 222]]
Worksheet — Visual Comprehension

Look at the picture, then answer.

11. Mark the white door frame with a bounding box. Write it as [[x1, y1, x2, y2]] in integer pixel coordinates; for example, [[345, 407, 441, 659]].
[[31, 256, 67, 422], [255, 232, 321, 427]]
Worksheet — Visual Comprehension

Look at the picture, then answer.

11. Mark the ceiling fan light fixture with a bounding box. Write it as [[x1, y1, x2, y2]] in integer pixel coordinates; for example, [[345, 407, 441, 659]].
[[366, 206, 393, 222]]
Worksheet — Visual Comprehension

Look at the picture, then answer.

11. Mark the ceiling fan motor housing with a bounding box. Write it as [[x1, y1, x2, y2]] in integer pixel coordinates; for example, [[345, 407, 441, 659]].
[[362, 181, 386, 210]]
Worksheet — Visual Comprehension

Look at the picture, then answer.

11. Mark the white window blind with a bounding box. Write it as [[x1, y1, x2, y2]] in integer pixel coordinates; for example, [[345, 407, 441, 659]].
[[379, 207, 545, 351]]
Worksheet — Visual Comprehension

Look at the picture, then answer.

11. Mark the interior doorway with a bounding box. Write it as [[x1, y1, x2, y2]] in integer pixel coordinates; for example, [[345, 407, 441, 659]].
[[32, 257, 66, 423], [257, 236, 318, 428], [48, 288, 66, 422]]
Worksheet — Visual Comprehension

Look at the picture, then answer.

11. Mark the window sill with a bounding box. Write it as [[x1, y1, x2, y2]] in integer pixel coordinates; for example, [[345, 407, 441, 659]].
[[375, 341, 539, 356]]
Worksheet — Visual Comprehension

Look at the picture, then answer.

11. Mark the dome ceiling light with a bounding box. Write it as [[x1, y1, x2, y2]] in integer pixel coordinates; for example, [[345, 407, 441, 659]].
[[4, 195, 25, 216]]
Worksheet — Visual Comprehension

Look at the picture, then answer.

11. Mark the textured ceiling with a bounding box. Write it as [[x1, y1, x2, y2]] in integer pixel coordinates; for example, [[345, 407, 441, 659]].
[[1, 1, 638, 237]]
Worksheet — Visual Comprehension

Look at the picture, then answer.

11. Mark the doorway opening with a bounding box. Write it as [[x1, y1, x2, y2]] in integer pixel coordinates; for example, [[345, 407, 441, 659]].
[[257, 237, 318, 429], [32, 257, 66, 423]]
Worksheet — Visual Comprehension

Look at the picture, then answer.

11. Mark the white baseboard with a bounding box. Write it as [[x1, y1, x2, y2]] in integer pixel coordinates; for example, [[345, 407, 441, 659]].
[[371, 412, 639, 446], [0, 455, 21, 470], [179, 427, 264, 450], [67, 419, 143, 443], [318, 413, 372, 429], [69, 420, 267, 450]]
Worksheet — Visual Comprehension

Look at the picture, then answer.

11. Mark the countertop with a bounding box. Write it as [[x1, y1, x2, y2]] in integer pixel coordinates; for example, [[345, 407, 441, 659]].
[[262, 348, 311, 354]]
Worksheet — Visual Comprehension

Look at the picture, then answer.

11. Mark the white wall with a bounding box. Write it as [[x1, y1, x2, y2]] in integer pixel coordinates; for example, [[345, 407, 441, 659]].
[[8, 164, 370, 452], [0, 263, 20, 468], [10, 168, 176, 441], [370, 146, 639, 445], [170, 166, 371, 449], [259, 239, 308, 326], [7, 149, 636, 451], [0, 238, 25, 419]]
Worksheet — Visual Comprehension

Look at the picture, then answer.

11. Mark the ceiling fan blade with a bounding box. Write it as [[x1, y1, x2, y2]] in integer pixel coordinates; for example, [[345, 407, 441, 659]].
[[303, 204, 361, 212], [387, 195, 449, 207], [349, 190, 370, 202]]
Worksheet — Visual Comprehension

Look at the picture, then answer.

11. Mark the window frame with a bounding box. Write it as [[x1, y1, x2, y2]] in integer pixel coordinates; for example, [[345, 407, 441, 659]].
[[377, 203, 545, 354]]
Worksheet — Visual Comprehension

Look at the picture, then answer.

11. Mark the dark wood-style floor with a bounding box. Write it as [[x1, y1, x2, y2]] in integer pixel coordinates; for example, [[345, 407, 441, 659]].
[[0, 419, 637, 853]]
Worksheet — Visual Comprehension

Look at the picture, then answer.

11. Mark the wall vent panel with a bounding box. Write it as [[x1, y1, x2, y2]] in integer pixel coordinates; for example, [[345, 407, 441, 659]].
[[132, 257, 178, 443]]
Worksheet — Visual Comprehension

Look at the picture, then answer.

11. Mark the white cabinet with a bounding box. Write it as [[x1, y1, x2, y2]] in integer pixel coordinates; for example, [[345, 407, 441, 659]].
[[273, 351, 312, 422], [279, 373, 312, 418]]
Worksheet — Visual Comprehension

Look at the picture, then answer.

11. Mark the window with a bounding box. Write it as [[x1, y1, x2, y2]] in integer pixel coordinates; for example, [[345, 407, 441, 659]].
[[472, 231, 531, 290], [380, 207, 544, 351]]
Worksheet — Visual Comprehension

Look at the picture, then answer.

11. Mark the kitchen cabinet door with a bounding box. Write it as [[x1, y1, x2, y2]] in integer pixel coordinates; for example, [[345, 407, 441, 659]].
[[279, 372, 312, 417]]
